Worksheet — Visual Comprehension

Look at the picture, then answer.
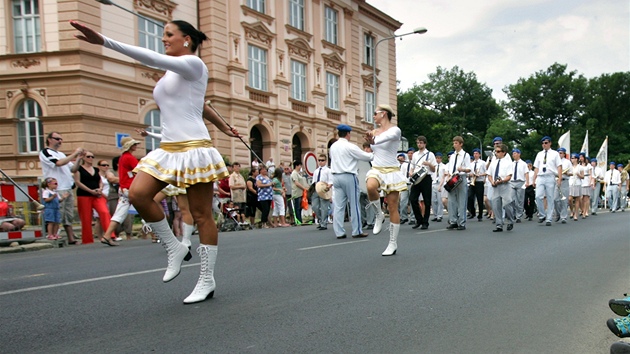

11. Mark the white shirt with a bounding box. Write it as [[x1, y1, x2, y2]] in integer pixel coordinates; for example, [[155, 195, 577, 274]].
[[559, 158, 572, 179], [400, 161, 412, 178], [470, 159, 487, 182], [527, 168, 536, 185], [410, 149, 437, 176], [533, 149, 561, 177], [511, 159, 528, 182], [569, 165, 582, 186], [580, 164, 593, 187], [330, 138, 373, 174], [446, 150, 472, 176], [592, 165, 604, 182], [488, 156, 514, 183], [312, 166, 332, 185], [39, 148, 75, 190], [605, 169, 622, 185], [433, 162, 446, 185]]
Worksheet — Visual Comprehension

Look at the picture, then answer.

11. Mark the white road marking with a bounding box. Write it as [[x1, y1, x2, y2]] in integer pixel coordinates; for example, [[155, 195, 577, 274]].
[[298, 239, 369, 251], [0, 263, 200, 296]]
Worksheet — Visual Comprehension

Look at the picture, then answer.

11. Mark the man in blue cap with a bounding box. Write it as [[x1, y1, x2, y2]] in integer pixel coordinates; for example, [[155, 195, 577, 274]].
[[510, 148, 529, 223], [604, 161, 621, 212], [467, 148, 486, 221], [532, 136, 562, 225], [618, 163, 628, 212], [589, 158, 604, 215], [551, 147, 571, 223], [329, 124, 374, 238], [486, 137, 512, 169]]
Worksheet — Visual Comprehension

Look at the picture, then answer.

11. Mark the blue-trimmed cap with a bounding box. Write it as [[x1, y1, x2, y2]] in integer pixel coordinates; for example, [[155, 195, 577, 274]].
[[571, 153, 579, 159], [525, 159, 532, 164], [579, 152, 586, 156], [512, 148, 521, 154], [541, 136, 552, 142], [590, 158, 597, 163], [610, 161, 616, 165], [618, 164, 624, 168], [557, 147, 566, 153], [407, 147, 416, 152], [447, 151, 455, 156], [472, 148, 481, 154], [492, 137, 503, 143], [435, 152, 443, 157], [336, 124, 351, 132], [397, 153, 405, 158]]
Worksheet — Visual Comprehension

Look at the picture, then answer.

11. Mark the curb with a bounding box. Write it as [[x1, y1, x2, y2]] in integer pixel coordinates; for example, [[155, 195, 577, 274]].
[[0, 241, 54, 254]]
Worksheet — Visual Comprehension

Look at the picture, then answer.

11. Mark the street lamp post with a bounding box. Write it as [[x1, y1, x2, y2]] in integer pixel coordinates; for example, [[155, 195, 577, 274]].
[[372, 27, 427, 127], [466, 132, 483, 157], [95, 0, 164, 27]]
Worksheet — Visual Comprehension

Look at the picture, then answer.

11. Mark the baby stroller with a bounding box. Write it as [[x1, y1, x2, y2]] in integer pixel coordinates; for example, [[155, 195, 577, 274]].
[[219, 204, 243, 232]]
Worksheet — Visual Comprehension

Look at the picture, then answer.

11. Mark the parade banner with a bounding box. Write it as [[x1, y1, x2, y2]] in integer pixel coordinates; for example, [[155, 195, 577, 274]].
[[580, 130, 589, 156], [596, 137, 608, 172], [558, 131, 570, 156]]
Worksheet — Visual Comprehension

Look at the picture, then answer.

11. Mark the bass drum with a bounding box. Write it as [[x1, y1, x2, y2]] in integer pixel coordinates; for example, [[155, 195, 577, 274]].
[[357, 160, 372, 194], [444, 174, 463, 193]]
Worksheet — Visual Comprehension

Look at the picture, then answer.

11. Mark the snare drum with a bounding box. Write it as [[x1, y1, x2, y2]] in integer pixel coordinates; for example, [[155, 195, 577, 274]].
[[444, 174, 463, 192], [409, 166, 428, 186]]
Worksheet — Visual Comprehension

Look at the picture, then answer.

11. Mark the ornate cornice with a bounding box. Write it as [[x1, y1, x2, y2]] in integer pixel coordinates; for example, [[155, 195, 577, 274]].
[[286, 38, 314, 61], [134, 0, 177, 19], [242, 21, 275, 48], [12, 58, 41, 69], [322, 52, 345, 73]]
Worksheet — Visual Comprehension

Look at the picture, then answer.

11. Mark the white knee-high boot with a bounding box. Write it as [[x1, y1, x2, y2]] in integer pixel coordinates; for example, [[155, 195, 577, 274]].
[[184, 244, 217, 304], [382, 223, 399, 256], [147, 218, 192, 282], [181, 223, 194, 249], [370, 200, 385, 234]]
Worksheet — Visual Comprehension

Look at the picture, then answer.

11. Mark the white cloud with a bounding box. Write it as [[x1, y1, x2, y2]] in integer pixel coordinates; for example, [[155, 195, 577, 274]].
[[367, 0, 630, 101]]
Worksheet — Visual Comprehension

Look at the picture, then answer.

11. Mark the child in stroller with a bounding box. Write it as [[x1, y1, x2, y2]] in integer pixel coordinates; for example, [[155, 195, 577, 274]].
[[220, 200, 248, 232]]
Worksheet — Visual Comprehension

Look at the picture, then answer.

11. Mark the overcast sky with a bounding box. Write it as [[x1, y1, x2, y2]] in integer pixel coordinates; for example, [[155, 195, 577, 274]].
[[367, 0, 630, 102]]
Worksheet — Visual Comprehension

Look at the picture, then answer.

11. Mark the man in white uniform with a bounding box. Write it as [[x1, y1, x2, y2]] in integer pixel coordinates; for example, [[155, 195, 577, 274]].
[[311, 154, 333, 230], [532, 136, 562, 226], [329, 124, 373, 239]]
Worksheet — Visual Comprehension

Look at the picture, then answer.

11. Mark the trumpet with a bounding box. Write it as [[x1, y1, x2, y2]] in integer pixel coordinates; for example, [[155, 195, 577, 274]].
[[557, 184, 567, 200]]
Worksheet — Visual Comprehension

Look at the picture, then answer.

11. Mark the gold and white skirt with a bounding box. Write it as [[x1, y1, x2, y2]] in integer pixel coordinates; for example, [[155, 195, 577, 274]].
[[366, 166, 408, 194], [134, 139, 228, 189]]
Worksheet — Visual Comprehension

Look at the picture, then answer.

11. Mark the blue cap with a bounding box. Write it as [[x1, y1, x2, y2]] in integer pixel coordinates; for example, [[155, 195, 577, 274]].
[[447, 151, 454, 156], [397, 153, 405, 158], [407, 147, 416, 152], [541, 136, 552, 142], [336, 124, 352, 132], [610, 161, 616, 165], [618, 164, 624, 168], [472, 148, 481, 154], [590, 158, 597, 163], [579, 152, 586, 156], [435, 152, 443, 157], [571, 153, 579, 159], [512, 148, 521, 154], [557, 147, 566, 153], [525, 160, 532, 164], [492, 137, 503, 143]]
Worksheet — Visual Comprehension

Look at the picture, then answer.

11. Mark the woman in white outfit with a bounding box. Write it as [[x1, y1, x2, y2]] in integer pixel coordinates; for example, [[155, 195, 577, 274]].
[[365, 104, 407, 256], [71, 20, 239, 304]]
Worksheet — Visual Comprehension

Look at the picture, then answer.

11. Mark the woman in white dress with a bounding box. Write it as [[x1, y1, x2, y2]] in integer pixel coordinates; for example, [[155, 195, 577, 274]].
[[365, 104, 407, 256], [71, 20, 239, 304]]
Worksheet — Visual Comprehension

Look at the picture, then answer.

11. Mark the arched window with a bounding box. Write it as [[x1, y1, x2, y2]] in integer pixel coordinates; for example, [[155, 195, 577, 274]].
[[144, 109, 161, 153], [16, 99, 44, 153]]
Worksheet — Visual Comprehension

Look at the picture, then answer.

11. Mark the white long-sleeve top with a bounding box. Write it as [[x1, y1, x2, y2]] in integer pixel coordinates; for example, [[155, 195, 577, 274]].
[[103, 36, 209, 143], [330, 138, 373, 174], [370, 127, 401, 167]]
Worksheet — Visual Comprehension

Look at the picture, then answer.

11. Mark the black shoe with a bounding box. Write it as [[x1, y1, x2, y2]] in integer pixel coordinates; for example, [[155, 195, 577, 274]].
[[412, 223, 421, 229], [400, 219, 408, 225], [493, 227, 503, 232], [527, 217, 533, 221], [546, 221, 552, 226], [538, 217, 545, 223], [516, 219, 521, 223], [365, 224, 374, 230], [467, 214, 475, 219], [352, 233, 368, 238], [318, 226, 327, 230], [457, 225, 466, 230], [507, 224, 513, 231], [477, 218, 482, 222], [431, 217, 438, 221], [420, 224, 428, 230], [447, 223, 458, 230], [436, 218, 442, 222], [336, 235, 346, 239]]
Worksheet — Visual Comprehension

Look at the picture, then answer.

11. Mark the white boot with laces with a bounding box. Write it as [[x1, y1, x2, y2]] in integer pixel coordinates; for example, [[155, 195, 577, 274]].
[[148, 218, 192, 282], [370, 200, 385, 234], [184, 244, 217, 304], [382, 223, 399, 256]]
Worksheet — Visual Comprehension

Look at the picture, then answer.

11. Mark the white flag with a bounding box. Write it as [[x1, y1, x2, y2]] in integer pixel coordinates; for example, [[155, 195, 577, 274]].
[[596, 137, 608, 172], [580, 130, 589, 156], [558, 131, 570, 156]]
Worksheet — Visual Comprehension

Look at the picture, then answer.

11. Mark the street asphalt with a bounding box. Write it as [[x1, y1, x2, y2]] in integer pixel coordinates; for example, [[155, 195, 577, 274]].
[[1, 210, 629, 353]]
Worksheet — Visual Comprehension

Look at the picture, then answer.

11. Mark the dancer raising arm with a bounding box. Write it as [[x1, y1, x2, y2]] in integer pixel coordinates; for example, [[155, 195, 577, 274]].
[[71, 20, 239, 304]]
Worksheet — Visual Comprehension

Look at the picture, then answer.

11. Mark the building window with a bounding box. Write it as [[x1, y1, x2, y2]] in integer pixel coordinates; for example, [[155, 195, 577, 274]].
[[326, 72, 339, 110], [291, 60, 307, 101], [364, 34, 375, 67], [12, 0, 41, 53], [144, 110, 161, 153], [247, 0, 265, 13], [16, 99, 44, 153], [248, 44, 268, 91], [138, 17, 165, 54], [365, 91, 375, 123], [324, 6, 338, 45], [289, 0, 304, 30]]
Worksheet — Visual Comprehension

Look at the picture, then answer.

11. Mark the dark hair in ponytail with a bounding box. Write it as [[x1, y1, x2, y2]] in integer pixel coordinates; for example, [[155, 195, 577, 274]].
[[170, 20, 208, 52]]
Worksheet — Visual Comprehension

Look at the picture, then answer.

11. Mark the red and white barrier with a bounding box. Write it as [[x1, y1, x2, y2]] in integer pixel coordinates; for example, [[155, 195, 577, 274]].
[[0, 229, 43, 241]]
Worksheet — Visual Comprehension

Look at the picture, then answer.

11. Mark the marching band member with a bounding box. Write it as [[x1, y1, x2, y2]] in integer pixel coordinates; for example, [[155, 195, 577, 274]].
[[510, 149, 529, 223], [590, 158, 604, 215], [552, 148, 571, 223], [329, 125, 373, 239], [444, 137, 472, 230], [431, 152, 446, 222], [532, 136, 562, 226], [408, 136, 437, 230], [487, 144, 515, 232], [604, 161, 621, 212], [364, 105, 407, 256], [467, 148, 486, 222]]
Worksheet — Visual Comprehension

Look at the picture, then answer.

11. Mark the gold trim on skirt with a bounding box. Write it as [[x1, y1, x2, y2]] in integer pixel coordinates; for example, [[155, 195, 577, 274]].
[[159, 139, 213, 153]]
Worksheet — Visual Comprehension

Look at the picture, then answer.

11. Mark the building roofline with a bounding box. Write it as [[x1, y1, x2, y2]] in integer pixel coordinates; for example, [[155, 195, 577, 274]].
[[357, 0, 403, 31]]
